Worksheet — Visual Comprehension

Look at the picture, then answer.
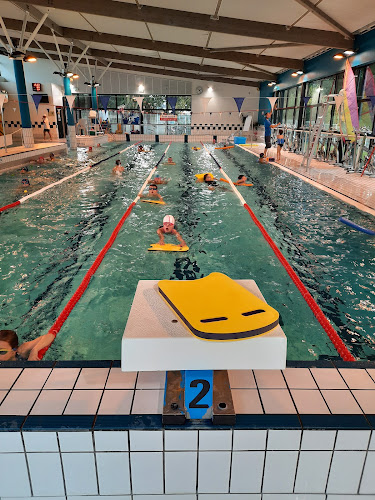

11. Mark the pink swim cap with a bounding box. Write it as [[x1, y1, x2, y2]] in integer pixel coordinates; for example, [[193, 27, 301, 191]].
[[163, 215, 175, 225]]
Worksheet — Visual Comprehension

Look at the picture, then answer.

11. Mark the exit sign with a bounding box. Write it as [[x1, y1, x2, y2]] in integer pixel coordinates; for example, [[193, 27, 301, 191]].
[[32, 83, 42, 92]]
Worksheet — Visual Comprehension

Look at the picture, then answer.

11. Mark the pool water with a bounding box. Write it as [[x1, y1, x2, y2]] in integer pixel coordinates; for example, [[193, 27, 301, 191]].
[[0, 142, 374, 361]]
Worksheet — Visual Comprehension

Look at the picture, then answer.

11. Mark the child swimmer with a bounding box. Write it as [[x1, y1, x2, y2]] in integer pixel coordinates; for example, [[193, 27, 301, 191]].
[[140, 184, 164, 202], [112, 159, 124, 175], [157, 215, 186, 247]]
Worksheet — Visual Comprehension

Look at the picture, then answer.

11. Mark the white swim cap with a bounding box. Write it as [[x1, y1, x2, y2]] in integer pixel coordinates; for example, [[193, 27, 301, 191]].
[[163, 215, 175, 225]]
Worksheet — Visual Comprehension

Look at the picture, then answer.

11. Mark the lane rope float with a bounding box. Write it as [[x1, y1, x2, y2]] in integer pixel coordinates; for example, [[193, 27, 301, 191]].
[[0, 141, 142, 214], [339, 217, 375, 235], [38, 142, 171, 359], [201, 142, 355, 361]]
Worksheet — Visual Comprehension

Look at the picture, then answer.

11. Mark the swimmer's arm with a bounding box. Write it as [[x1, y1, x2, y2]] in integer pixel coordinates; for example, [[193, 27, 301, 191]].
[[157, 228, 165, 245], [174, 230, 186, 247], [17, 333, 56, 361], [157, 193, 163, 201]]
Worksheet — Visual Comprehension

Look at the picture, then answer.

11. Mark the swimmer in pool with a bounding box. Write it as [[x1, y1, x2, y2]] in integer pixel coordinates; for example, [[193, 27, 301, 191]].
[[0, 329, 56, 362], [157, 215, 186, 247], [192, 146, 200, 151], [112, 159, 124, 175], [20, 166, 29, 173], [166, 157, 174, 164], [236, 175, 248, 185], [138, 145, 144, 152], [203, 173, 219, 190], [140, 183, 164, 202], [22, 178, 30, 186], [148, 175, 169, 185], [259, 153, 275, 164]]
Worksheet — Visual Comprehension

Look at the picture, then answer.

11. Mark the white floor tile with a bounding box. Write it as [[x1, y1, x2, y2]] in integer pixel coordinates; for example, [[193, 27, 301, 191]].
[[165, 430, 198, 451], [0, 453, 31, 497], [130, 452, 164, 494], [335, 430, 371, 450], [131, 389, 163, 414], [136, 371, 166, 389], [290, 389, 330, 414], [130, 430, 163, 451], [105, 368, 137, 389], [199, 430, 232, 450], [310, 368, 347, 389], [231, 389, 263, 414], [230, 451, 264, 493], [259, 389, 296, 414], [360, 451, 375, 494], [253, 370, 286, 389], [233, 430, 267, 451], [326, 450, 367, 494], [301, 430, 336, 450], [262, 451, 298, 493], [75, 368, 109, 389], [294, 451, 332, 493], [44, 368, 80, 389], [352, 390, 375, 413], [23, 431, 58, 452], [228, 370, 256, 388], [0, 389, 40, 415], [63, 389, 102, 414], [27, 452, 65, 496], [0, 431, 24, 452], [30, 390, 72, 415], [98, 390, 133, 414], [62, 453, 98, 495], [0, 368, 22, 390], [58, 431, 93, 452], [94, 430, 128, 451], [12, 368, 51, 390], [165, 451, 197, 494], [96, 452, 131, 495], [267, 430, 301, 450], [322, 390, 363, 414], [282, 368, 317, 389], [198, 451, 231, 493], [339, 369, 375, 389]]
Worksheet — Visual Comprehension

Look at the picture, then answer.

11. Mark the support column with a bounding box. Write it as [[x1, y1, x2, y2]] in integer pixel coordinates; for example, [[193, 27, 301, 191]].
[[13, 58, 34, 148], [91, 86, 97, 111], [63, 76, 77, 150]]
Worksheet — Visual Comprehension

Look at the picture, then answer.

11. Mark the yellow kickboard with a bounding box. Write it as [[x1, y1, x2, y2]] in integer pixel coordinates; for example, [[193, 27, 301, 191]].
[[148, 243, 189, 252], [141, 199, 166, 205], [163, 162, 176, 165], [192, 147, 201, 150], [158, 272, 279, 341], [195, 172, 213, 182]]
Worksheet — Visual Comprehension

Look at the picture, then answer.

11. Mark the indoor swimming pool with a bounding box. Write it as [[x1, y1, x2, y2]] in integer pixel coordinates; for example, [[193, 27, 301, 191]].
[[0, 142, 374, 361]]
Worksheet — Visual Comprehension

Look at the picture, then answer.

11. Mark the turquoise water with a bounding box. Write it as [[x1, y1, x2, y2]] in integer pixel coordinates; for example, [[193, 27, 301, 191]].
[[0, 142, 374, 361]]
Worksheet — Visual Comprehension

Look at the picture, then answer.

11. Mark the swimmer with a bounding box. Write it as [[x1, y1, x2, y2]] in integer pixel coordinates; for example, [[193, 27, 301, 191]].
[[49, 152, 55, 161], [140, 184, 164, 202], [148, 175, 169, 185], [166, 157, 174, 164], [276, 129, 284, 162], [20, 166, 29, 173], [157, 215, 186, 247], [37, 156, 45, 164], [259, 153, 275, 164], [112, 159, 124, 175], [0, 329, 56, 362], [203, 173, 219, 190], [192, 146, 200, 151], [236, 175, 248, 185], [138, 145, 144, 152], [22, 178, 30, 186]]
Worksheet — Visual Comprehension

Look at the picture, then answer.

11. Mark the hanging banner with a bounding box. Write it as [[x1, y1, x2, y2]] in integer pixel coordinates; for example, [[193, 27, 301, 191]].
[[32, 94, 43, 112], [343, 59, 359, 132], [65, 95, 76, 110], [134, 96, 144, 114], [302, 96, 311, 106], [233, 97, 245, 114], [363, 66, 375, 125], [201, 97, 212, 114], [167, 96, 178, 114], [99, 95, 111, 112], [334, 94, 344, 111], [268, 97, 278, 112], [0, 94, 6, 110]]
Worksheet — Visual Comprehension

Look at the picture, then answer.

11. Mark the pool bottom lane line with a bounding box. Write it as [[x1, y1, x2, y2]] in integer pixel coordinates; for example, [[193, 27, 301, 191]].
[[201, 142, 355, 362], [38, 142, 170, 360]]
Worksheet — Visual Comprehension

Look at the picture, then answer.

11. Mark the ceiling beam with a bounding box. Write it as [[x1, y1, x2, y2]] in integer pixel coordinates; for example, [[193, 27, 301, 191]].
[[1, 17, 304, 69], [18, 37, 274, 79], [207, 42, 304, 52], [15, 0, 353, 49], [293, 0, 353, 39]]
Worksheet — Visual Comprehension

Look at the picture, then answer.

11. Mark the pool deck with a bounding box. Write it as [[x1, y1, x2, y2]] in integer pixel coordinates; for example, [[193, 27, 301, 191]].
[[0, 142, 68, 173], [239, 144, 375, 216]]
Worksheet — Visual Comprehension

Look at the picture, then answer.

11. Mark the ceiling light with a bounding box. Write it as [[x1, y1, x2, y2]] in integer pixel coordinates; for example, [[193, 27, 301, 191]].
[[291, 72, 298, 77], [333, 53, 344, 60], [24, 55, 37, 63], [66, 71, 74, 77], [138, 84, 145, 92], [343, 50, 355, 56], [267, 81, 276, 87], [296, 70, 303, 75], [72, 74, 79, 79]]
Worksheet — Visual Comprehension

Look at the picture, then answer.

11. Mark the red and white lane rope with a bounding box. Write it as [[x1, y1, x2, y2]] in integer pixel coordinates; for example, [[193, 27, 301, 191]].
[[0, 141, 142, 214], [38, 142, 171, 359], [202, 142, 355, 361]]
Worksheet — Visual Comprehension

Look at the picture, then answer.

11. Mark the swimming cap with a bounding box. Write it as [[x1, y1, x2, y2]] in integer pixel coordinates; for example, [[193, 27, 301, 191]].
[[163, 215, 175, 225]]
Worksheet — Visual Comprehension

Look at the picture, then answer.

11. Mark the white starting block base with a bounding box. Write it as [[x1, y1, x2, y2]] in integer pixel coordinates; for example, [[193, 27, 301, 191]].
[[121, 280, 287, 372]]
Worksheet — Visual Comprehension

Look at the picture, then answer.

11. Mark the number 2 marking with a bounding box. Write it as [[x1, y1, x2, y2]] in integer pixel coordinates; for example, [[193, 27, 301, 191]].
[[189, 379, 210, 408]]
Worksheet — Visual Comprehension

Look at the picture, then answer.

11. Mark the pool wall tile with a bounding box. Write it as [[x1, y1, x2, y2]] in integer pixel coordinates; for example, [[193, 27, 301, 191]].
[[199, 429, 232, 450], [266, 430, 301, 450], [300, 430, 336, 450], [232, 429, 267, 450], [0, 429, 24, 451], [294, 450, 332, 493], [58, 431, 94, 452], [360, 451, 375, 494], [94, 430, 129, 451], [61, 452, 98, 496], [164, 429, 198, 450], [326, 450, 367, 494], [0, 453, 32, 497], [229, 451, 264, 493], [23, 431, 59, 452], [27, 452, 65, 496], [130, 429, 163, 451], [197, 451, 231, 493], [164, 451, 197, 493], [130, 451, 164, 494], [96, 452, 131, 495], [262, 451, 298, 493], [334, 429, 371, 450]]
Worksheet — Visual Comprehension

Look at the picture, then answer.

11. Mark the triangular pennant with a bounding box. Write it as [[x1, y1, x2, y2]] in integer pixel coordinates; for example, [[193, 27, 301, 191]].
[[303, 96, 311, 106], [167, 96, 178, 114], [201, 97, 212, 114], [334, 95, 344, 110], [66, 95, 76, 110], [32, 94, 43, 112], [134, 96, 144, 113], [268, 97, 278, 112], [99, 95, 111, 112], [233, 97, 245, 114], [343, 59, 359, 131]]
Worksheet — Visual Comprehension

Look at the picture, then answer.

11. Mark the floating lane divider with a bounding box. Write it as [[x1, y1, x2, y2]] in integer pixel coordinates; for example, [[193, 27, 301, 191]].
[[0, 141, 142, 214], [201, 142, 355, 361], [38, 142, 171, 359], [339, 217, 375, 235]]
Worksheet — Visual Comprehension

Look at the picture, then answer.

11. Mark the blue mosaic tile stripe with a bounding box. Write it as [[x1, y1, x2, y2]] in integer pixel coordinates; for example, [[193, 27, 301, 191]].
[[95, 415, 163, 430], [23, 415, 95, 431], [300, 414, 372, 430], [0, 416, 26, 431]]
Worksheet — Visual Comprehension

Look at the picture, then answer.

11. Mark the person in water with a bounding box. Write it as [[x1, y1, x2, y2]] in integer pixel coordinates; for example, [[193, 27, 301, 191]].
[[203, 173, 219, 190], [22, 178, 30, 186], [157, 215, 186, 247], [192, 146, 200, 151], [112, 159, 124, 175], [0, 329, 56, 362], [140, 184, 164, 202], [236, 175, 248, 185], [259, 153, 275, 164], [20, 166, 29, 173], [276, 129, 285, 162], [138, 145, 144, 152], [149, 175, 169, 185], [166, 157, 175, 164]]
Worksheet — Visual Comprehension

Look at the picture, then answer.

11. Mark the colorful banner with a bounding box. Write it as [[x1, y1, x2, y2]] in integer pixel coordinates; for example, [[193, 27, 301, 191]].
[[268, 97, 278, 112], [364, 66, 375, 124], [65, 95, 76, 110], [167, 96, 178, 114], [303, 96, 311, 106], [233, 97, 245, 114], [134, 96, 144, 113], [99, 95, 111, 112], [342, 59, 359, 141], [334, 94, 344, 111], [32, 94, 43, 112]]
